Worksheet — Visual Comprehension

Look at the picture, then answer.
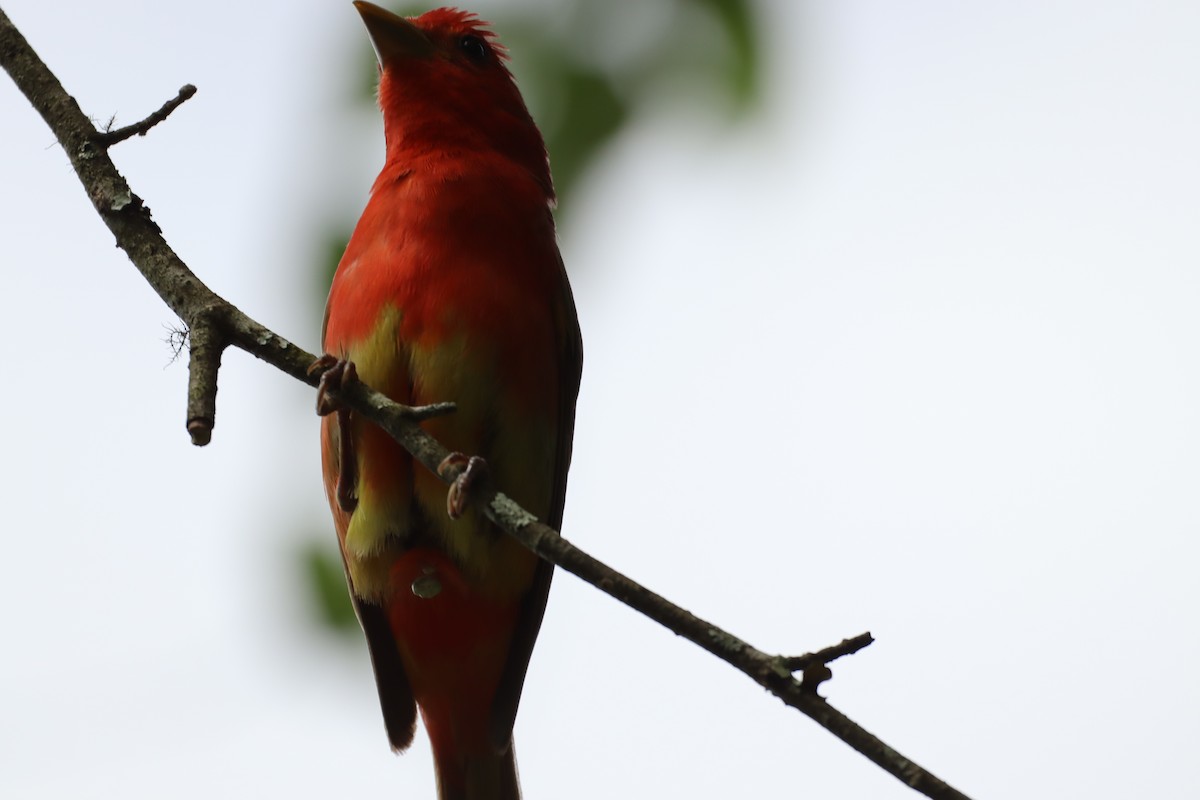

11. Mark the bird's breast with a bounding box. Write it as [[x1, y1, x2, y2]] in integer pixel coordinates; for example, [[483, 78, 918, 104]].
[[323, 166, 563, 600]]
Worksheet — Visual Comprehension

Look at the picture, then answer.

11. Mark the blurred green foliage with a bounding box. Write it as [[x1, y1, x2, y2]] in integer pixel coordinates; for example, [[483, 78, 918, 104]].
[[302, 541, 361, 630], [306, 0, 766, 633]]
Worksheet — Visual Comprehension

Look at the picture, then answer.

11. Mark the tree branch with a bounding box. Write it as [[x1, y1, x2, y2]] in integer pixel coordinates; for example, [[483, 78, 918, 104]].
[[0, 9, 972, 800], [92, 83, 196, 146]]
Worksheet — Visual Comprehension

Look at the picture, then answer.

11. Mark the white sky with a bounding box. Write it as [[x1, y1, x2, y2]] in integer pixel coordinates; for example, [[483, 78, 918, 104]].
[[2, 1, 1198, 798]]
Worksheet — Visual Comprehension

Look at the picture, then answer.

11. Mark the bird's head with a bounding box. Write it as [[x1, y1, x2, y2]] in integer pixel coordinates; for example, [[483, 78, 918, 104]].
[[354, 3, 551, 197]]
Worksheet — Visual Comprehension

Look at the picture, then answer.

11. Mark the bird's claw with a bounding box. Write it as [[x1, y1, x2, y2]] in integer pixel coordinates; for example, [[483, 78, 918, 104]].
[[308, 354, 358, 416], [438, 453, 489, 520], [309, 355, 359, 513]]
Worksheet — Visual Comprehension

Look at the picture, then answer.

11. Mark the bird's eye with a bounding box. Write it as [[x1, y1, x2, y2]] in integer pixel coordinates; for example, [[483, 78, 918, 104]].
[[458, 34, 489, 65]]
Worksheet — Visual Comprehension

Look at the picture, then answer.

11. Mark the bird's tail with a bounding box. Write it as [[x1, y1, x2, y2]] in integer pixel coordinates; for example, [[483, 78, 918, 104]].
[[433, 737, 521, 800]]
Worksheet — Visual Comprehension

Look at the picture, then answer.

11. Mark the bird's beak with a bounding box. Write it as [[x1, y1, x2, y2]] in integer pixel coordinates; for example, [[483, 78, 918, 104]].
[[353, 2, 435, 64]]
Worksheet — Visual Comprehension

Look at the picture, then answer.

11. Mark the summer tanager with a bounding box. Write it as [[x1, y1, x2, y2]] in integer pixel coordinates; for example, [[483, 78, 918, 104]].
[[315, 4, 582, 799]]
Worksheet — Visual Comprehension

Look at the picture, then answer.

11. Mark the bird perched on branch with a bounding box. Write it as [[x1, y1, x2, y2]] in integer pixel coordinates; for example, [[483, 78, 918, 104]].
[[312, 4, 582, 799]]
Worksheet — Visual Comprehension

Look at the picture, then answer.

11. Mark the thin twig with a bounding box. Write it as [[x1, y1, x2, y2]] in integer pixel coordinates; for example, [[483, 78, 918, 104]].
[[782, 632, 876, 672], [92, 83, 196, 146], [400, 401, 459, 421], [0, 10, 974, 800]]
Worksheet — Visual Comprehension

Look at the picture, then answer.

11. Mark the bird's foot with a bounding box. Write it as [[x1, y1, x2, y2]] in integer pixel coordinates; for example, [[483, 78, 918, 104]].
[[309, 355, 359, 513], [308, 354, 359, 416], [438, 453, 490, 520]]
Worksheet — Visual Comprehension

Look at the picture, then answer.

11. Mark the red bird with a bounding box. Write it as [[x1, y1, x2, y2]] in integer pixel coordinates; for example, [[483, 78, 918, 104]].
[[315, 4, 582, 799]]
